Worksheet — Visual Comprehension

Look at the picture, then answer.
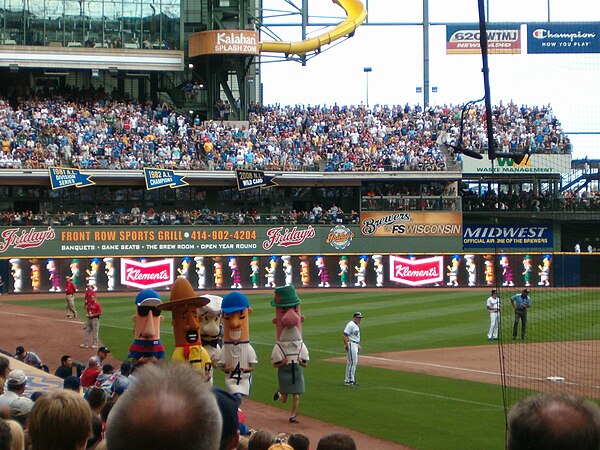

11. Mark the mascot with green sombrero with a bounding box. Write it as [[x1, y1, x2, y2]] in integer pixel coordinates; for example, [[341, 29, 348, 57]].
[[157, 277, 212, 381], [271, 285, 309, 424]]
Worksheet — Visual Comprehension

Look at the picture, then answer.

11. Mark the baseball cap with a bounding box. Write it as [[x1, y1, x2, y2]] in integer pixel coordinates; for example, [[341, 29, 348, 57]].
[[15, 346, 25, 355], [135, 289, 162, 307], [491, 289, 497, 294], [523, 289, 529, 294], [98, 346, 111, 354], [353, 312, 363, 318], [7, 369, 27, 385], [10, 396, 34, 418]]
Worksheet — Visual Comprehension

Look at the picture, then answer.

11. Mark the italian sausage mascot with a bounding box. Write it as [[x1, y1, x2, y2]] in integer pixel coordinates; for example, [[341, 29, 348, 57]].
[[271, 285, 309, 424], [10, 259, 22, 293], [199, 294, 223, 384], [104, 257, 115, 291], [194, 256, 206, 289]]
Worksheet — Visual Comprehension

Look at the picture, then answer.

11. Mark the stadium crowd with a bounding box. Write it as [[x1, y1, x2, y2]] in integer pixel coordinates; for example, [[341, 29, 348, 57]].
[[0, 91, 570, 172], [0, 353, 356, 450]]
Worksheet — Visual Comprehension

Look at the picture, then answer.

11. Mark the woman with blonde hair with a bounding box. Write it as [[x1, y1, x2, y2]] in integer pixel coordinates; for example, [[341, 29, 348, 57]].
[[5, 420, 25, 450]]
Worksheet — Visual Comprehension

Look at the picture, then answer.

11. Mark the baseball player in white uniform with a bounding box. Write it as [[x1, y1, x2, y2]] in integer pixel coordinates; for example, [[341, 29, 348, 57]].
[[343, 312, 362, 386], [486, 289, 500, 340]]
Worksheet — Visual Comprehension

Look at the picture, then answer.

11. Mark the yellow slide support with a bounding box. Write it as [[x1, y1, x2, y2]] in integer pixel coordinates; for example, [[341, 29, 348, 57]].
[[259, 0, 367, 56]]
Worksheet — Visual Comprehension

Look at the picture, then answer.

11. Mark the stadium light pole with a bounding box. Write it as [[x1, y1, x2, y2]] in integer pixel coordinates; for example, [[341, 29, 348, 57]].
[[363, 67, 372, 107]]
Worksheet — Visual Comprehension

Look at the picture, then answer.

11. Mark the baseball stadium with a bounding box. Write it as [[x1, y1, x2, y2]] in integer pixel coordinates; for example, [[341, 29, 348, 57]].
[[1, 0, 600, 449]]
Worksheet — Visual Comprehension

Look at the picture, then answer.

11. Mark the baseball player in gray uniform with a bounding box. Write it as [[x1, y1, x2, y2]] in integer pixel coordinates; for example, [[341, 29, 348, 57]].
[[486, 289, 500, 340], [343, 312, 362, 386]]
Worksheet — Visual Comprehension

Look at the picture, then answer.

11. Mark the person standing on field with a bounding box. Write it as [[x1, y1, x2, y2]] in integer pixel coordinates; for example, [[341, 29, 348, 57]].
[[64, 276, 78, 318], [343, 312, 362, 386], [511, 289, 531, 340], [81, 292, 103, 348], [486, 289, 500, 340]]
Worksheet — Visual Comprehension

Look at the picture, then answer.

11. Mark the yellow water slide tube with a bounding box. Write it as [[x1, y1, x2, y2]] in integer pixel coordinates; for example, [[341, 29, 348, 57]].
[[259, 0, 367, 55]]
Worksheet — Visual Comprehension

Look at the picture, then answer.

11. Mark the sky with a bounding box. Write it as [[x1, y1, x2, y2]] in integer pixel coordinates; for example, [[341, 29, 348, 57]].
[[259, 0, 600, 160]]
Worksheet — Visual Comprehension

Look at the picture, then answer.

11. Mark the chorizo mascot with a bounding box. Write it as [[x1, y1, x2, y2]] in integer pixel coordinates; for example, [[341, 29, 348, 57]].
[[220, 291, 257, 402], [271, 285, 309, 424], [157, 278, 212, 381], [127, 289, 166, 362]]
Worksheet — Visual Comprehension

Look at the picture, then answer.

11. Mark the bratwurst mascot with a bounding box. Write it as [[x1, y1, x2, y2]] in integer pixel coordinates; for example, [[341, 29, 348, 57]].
[[271, 285, 309, 424], [157, 278, 212, 381]]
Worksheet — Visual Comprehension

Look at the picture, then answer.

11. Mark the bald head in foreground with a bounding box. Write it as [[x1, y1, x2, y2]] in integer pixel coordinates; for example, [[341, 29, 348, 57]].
[[508, 392, 600, 450], [106, 362, 222, 450]]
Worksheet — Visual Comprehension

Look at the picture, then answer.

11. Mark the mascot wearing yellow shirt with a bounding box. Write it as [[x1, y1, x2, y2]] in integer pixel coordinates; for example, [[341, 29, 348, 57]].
[[157, 277, 212, 381]]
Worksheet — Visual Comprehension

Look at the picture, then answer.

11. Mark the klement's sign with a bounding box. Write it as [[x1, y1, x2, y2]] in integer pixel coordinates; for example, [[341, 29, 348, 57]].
[[446, 23, 521, 54], [189, 30, 260, 56], [360, 212, 462, 237], [389, 255, 444, 286], [120, 258, 175, 289]]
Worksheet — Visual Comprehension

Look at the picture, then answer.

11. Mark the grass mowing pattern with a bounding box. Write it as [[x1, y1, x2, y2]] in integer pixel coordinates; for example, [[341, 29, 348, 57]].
[[17, 288, 579, 449]]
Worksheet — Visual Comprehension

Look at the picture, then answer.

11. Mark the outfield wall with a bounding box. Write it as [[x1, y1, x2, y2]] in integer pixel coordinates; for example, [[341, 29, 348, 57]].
[[0, 252, 574, 294]]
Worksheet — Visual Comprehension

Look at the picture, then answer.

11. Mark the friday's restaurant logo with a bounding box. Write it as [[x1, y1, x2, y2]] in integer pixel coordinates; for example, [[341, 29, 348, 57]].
[[121, 258, 175, 289], [389, 255, 444, 286], [262, 226, 316, 251], [0, 227, 56, 252], [326, 225, 354, 250]]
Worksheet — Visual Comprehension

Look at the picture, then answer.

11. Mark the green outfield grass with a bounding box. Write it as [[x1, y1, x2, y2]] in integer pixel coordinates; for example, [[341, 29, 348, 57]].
[[13, 288, 598, 449]]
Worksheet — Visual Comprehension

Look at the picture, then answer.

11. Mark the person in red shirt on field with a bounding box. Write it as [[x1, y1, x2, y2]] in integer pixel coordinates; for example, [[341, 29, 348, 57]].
[[80, 292, 103, 349], [64, 276, 78, 318], [85, 284, 96, 308]]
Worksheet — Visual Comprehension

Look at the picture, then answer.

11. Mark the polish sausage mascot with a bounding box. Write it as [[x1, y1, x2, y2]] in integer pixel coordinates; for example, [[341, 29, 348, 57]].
[[128, 289, 166, 362]]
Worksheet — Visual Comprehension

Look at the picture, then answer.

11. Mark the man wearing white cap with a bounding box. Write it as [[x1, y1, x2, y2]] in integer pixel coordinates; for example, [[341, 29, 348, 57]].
[[0, 369, 27, 416], [343, 312, 362, 386]]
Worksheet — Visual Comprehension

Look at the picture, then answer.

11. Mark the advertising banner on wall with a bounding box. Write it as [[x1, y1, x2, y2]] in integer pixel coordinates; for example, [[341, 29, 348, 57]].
[[463, 224, 554, 249], [3, 253, 555, 293], [0, 223, 461, 258], [461, 153, 571, 175], [446, 23, 521, 54], [527, 22, 600, 54], [360, 212, 462, 237]]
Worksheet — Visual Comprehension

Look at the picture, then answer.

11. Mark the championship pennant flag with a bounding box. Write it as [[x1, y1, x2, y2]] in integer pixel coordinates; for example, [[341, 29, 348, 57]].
[[143, 168, 188, 190], [48, 167, 95, 190], [236, 169, 278, 191]]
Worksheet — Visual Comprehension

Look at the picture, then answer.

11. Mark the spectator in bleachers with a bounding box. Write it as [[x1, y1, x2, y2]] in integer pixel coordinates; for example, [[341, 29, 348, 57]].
[[28, 389, 93, 450]]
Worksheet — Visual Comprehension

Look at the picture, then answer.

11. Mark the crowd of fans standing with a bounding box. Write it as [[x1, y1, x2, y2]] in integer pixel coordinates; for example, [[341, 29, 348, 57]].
[[0, 92, 570, 173]]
